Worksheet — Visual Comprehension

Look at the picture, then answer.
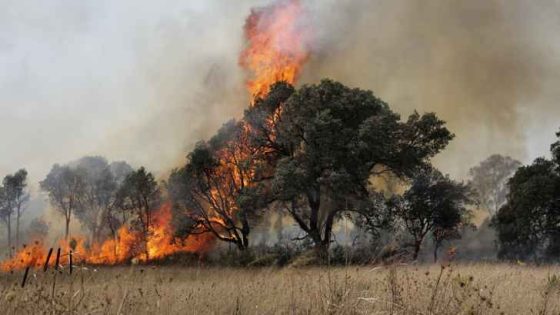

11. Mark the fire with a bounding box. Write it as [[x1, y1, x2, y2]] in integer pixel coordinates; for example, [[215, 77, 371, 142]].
[[1, 0, 311, 271], [1, 203, 215, 271], [240, 0, 311, 99]]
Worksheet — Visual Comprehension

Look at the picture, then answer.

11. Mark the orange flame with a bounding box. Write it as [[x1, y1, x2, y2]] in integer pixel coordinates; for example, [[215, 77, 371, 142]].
[[240, 0, 311, 99], [1, 202, 215, 271]]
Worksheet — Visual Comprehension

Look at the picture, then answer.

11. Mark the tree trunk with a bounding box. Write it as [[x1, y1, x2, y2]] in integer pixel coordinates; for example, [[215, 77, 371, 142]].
[[7, 217, 12, 256], [322, 211, 336, 247], [15, 210, 20, 250], [307, 188, 323, 247], [240, 211, 250, 249], [145, 210, 150, 261], [314, 242, 329, 261], [91, 229, 97, 247], [65, 216, 71, 240], [433, 243, 439, 263], [413, 240, 422, 260]]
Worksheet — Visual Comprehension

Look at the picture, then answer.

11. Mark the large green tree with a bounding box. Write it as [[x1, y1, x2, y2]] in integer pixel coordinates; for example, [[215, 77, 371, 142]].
[[248, 80, 454, 253]]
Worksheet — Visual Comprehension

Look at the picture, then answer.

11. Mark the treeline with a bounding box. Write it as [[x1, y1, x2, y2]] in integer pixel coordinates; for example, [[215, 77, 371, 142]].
[[4, 79, 559, 264], [38, 157, 164, 259]]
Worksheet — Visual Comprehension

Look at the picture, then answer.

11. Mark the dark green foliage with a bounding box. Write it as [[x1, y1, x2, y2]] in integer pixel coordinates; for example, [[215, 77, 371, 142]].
[[251, 80, 453, 251], [389, 168, 475, 260], [492, 138, 560, 261]]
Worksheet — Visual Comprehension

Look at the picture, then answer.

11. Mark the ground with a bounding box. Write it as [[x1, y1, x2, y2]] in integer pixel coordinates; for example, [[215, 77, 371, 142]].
[[0, 263, 559, 314]]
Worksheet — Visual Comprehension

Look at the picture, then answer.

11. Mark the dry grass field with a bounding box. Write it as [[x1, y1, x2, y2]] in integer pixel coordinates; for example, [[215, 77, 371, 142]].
[[1, 263, 560, 314]]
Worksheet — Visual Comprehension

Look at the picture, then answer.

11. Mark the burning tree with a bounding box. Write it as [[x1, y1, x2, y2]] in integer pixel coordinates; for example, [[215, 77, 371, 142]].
[[115, 167, 161, 260], [170, 79, 455, 256], [239, 0, 311, 98], [169, 124, 264, 250]]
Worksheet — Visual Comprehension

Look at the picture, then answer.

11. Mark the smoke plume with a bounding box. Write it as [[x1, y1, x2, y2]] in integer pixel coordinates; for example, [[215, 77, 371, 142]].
[[302, 0, 560, 178]]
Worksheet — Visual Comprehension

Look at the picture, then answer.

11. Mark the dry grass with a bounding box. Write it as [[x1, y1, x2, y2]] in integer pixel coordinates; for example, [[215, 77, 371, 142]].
[[1, 263, 560, 314]]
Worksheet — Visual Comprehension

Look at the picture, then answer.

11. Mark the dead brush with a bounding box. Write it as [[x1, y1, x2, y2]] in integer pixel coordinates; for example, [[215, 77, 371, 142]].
[[1, 264, 560, 314], [538, 274, 560, 315]]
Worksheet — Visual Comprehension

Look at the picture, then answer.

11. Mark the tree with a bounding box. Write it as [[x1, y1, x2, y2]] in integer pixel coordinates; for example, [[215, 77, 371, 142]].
[[492, 154, 560, 261], [72, 157, 132, 244], [248, 80, 454, 253], [0, 185, 11, 253], [116, 167, 160, 259], [469, 155, 521, 216], [389, 168, 474, 260], [168, 121, 268, 250], [40, 165, 85, 240], [0, 169, 30, 252]]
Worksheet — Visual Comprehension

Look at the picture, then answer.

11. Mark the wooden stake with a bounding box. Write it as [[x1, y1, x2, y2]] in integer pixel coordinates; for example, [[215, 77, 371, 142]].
[[54, 248, 61, 271], [21, 266, 30, 288], [69, 250, 73, 274], [43, 248, 53, 272]]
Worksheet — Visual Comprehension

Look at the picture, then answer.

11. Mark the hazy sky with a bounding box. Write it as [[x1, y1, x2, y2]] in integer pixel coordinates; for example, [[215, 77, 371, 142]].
[[2, 0, 560, 187], [0, 0, 261, 184]]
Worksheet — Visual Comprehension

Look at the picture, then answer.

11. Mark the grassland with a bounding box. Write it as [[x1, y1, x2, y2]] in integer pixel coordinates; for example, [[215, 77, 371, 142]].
[[1, 263, 560, 314]]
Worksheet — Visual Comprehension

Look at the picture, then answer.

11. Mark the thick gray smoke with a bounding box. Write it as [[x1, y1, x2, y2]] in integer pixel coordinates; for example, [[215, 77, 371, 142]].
[[304, 0, 560, 178]]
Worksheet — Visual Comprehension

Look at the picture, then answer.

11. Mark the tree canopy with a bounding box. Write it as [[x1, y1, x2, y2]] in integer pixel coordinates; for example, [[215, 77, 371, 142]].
[[389, 168, 475, 260]]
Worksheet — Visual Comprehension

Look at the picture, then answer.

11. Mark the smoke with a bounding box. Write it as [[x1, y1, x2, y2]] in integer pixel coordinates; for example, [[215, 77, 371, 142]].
[[301, 0, 560, 178], [1, 0, 560, 195], [0, 0, 264, 185]]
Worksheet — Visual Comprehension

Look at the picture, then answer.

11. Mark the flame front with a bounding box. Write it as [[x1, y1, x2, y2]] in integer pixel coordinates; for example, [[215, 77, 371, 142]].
[[1, 202, 215, 271], [240, 0, 311, 99]]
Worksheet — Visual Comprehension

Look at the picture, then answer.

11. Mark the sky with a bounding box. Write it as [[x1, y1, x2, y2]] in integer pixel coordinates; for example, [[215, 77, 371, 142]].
[[2, 0, 560, 189]]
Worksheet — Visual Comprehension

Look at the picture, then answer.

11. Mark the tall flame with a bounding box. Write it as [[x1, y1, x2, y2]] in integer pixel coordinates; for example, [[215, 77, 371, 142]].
[[240, 0, 311, 99]]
